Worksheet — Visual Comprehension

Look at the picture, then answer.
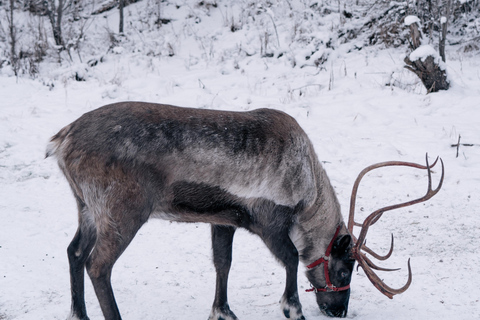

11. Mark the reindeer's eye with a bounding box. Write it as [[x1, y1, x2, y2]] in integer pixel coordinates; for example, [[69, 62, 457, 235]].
[[339, 269, 350, 279]]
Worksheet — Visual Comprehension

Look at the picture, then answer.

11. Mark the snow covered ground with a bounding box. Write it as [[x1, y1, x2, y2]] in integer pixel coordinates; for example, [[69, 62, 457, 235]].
[[1, 1, 480, 319]]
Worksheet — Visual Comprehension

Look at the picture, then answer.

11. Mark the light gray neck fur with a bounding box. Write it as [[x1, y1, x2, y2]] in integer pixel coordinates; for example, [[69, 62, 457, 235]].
[[289, 159, 347, 265]]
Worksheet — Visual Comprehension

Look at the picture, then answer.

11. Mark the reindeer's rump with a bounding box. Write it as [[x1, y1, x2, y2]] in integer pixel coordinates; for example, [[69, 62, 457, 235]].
[[48, 102, 318, 223]]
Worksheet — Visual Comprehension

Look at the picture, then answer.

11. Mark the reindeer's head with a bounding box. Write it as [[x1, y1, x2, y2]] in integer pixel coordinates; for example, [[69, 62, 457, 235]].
[[305, 228, 355, 317], [306, 155, 444, 318]]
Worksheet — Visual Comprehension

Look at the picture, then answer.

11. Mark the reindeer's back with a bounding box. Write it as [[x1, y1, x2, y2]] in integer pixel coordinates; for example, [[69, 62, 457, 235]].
[[47, 102, 318, 209]]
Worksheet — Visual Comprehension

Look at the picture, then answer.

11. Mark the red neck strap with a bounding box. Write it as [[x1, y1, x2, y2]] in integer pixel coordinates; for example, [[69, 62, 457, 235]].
[[305, 226, 351, 293]]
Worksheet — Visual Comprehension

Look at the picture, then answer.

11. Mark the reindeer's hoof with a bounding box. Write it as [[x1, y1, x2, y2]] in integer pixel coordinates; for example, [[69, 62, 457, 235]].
[[281, 294, 304, 320], [67, 313, 90, 320], [283, 308, 306, 320], [209, 304, 238, 320]]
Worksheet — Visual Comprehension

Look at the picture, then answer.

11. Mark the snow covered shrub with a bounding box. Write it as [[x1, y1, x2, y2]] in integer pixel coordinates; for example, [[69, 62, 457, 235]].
[[360, 2, 411, 48], [0, 1, 50, 77]]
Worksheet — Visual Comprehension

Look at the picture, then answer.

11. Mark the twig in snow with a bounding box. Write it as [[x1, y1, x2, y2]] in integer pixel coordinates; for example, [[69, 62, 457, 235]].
[[451, 135, 478, 158]]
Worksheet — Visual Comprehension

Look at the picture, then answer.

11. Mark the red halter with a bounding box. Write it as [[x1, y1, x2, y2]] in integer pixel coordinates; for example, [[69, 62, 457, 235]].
[[305, 226, 351, 293]]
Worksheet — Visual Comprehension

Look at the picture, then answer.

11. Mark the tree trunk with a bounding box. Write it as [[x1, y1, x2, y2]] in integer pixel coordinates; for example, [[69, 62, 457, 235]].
[[119, 0, 125, 34], [439, 0, 451, 62], [46, 0, 64, 47], [8, 0, 18, 75], [55, 0, 64, 46], [409, 22, 422, 50]]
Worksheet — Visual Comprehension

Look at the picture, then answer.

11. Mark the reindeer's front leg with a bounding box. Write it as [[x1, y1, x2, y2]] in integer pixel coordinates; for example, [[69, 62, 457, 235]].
[[210, 225, 238, 320], [263, 234, 305, 320], [259, 207, 305, 320]]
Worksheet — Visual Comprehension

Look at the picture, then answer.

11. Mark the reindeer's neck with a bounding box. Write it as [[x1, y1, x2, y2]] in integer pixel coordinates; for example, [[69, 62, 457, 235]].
[[289, 161, 346, 265]]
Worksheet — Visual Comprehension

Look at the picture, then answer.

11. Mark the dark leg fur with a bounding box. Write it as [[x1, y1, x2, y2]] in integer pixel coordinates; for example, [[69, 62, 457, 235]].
[[263, 235, 304, 320], [67, 222, 96, 320], [259, 206, 305, 320], [86, 253, 121, 320], [67, 198, 97, 320], [210, 225, 238, 320], [85, 215, 146, 320]]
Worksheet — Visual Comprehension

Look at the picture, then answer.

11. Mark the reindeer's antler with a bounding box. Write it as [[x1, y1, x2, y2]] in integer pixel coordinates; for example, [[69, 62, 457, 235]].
[[348, 154, 444, 299]]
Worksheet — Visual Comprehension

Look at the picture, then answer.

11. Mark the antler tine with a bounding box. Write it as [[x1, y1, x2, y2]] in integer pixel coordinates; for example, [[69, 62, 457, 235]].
[[426, 155, 444, 194], [350, 233, 394, 261], [357, 250, 400, 272], [360, 233, 394, 261], [356, 255, 412, 299]]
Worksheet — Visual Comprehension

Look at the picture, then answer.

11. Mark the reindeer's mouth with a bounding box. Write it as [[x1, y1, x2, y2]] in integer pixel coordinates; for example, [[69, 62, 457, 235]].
[[320, 304, 348, 318]]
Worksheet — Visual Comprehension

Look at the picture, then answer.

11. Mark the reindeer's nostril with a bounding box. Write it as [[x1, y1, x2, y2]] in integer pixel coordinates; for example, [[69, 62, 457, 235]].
[[324, 307, 347, 318]]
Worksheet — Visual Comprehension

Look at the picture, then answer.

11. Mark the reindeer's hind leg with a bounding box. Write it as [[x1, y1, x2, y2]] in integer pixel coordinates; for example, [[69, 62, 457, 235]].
[[67, 198, 96, 320], [85, 198, 150, 320], [209, 225, 238, 320]]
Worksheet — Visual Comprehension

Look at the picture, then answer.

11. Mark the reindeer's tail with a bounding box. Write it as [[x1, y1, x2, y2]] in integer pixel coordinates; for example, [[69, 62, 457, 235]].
[[45, 124, 72, 159]]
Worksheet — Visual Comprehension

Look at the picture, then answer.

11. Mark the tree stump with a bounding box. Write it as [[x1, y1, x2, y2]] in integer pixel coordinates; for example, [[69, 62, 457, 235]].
[[403, 16, 450, 93], [404, 54, 449, 93]]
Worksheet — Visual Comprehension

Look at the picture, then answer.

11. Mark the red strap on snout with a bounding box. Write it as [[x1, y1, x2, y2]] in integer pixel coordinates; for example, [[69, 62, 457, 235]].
[[305, 226, 351, 293]]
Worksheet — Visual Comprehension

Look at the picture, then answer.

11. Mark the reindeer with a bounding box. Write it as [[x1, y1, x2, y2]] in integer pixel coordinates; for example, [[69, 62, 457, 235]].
[[46, 102, 443, 319]]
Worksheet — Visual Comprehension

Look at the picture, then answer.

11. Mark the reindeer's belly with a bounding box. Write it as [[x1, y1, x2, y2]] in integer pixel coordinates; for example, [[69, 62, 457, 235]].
[[151, 180, 253, 228]]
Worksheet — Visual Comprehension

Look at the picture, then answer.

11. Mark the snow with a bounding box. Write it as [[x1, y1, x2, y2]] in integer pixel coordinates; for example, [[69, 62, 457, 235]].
[[1, 1, 480, 320], [408, 45, 446, 70], [409, 45, 439, 61], [404, 15, 420, 26]]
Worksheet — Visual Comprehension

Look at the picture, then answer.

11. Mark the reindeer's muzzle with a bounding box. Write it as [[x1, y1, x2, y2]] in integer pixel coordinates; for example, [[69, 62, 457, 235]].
[[320, 301, 348, 318]]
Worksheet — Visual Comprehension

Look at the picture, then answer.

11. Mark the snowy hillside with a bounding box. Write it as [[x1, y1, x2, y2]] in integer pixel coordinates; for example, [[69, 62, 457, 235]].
[[1, 0, 480, 319]]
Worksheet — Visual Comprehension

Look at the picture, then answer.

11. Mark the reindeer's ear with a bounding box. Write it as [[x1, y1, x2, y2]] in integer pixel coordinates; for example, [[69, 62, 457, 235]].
[[332, 234, 352, 257]]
